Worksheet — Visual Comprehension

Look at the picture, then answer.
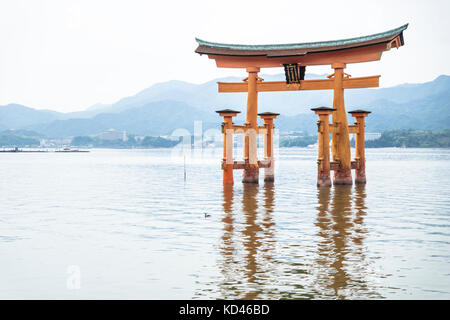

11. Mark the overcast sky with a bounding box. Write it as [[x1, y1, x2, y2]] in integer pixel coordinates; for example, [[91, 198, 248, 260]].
[[0, 0, 449, 112]]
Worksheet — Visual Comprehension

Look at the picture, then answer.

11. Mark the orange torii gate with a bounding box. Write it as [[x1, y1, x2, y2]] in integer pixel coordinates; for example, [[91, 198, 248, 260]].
[[195, 24, 408, 186]]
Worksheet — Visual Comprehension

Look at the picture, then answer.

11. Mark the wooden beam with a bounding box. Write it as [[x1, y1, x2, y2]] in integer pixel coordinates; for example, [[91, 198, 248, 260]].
[[258, 159, 271, 168], [348, 124, 359, 134], [212, 43, 389, 68], [329, 160, 360, 171], [343, 75, 380, 89], [233, 161, 245, 169], [330, 124, 359, 134], [232, 160, 271, 169], [218, 75, 380, 93], [256, 79, 335, 92], [230, 125, 267, 134]]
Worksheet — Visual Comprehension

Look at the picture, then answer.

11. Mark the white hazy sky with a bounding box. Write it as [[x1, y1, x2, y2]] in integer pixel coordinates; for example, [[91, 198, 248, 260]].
[[0, 0, 449, 112]]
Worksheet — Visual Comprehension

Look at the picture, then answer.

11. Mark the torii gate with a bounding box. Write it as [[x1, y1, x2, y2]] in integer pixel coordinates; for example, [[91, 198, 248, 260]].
[[195, 24, 408, 186]]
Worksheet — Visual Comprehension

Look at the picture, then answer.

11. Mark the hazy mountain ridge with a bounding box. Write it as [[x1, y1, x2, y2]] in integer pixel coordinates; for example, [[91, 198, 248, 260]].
[[80, 73, 450, 116], [0, 104, 63, 131], [28, 100, 217, 137], [0, 74, 449, 137]]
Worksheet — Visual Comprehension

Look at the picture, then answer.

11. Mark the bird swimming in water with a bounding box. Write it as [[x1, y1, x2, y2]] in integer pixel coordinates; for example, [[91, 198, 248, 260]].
[[204, 213, 211, 218]]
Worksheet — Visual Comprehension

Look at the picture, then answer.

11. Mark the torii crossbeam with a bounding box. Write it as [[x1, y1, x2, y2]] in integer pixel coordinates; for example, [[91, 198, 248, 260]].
[[195, 24, 408, 186]]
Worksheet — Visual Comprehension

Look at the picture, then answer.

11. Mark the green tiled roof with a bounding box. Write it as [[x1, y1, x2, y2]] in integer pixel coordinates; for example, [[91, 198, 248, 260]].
[[196, 24, 408, 51]]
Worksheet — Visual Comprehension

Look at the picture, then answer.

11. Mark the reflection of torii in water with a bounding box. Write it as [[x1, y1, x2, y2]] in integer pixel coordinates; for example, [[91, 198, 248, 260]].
[[314, 185, 381, 299], [217, 183, 276, 299], [196, 183, 382, 299]]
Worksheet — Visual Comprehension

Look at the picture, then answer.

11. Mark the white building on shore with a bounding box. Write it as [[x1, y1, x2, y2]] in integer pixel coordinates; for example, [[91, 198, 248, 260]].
[[365, 132, 382, 141], [98, 129, 128, 141]]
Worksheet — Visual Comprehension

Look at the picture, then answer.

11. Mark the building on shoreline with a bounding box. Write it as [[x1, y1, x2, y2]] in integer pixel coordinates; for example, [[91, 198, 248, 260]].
[[98, 129, 128, 142]]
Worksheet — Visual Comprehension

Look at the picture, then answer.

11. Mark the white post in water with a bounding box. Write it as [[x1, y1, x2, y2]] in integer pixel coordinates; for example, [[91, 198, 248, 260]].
[[184, 155, 186, 181]]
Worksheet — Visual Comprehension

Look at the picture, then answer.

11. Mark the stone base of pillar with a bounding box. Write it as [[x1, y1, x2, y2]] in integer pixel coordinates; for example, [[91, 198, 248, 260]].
[[317, 172, 332, 187], [264, 159, 274, 182], [223, 163, 234, 185], [355, 170, 367, 184], [334, 170, 353, 185], [242, 164, 259, 183]]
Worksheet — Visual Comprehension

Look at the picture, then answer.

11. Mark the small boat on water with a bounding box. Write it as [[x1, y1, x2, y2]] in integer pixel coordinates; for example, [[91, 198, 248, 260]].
[[55, 147, 89, 153]]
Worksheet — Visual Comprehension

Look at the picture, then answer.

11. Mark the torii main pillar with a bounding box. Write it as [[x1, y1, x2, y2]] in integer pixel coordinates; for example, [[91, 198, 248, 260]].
[[331, 63, 352, 185], [242, 67, 260, 183]]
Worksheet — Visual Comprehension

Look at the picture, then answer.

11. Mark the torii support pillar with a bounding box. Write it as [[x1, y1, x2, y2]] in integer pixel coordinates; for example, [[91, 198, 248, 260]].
[[331, 63, 352, 185], [258, 112, 279, 182], [312, 107, 335, 187], [243, 67, 260, 184], [216, 109, 240, 185], [349, 110, 371, 184]]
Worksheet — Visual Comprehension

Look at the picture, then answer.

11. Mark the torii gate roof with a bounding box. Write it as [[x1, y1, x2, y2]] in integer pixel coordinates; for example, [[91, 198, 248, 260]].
[[195, 24, 408, 68]]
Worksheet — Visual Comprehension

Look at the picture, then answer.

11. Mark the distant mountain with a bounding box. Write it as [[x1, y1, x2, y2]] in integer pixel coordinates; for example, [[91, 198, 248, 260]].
[[0, 129, 46, 138], [0, 74, 449, 137], [80, 73, 331, 117], [78, 74, 450, 117], [346, 75, 450, 105], [363, 89, 450, 131], [28, 100, 217, 137], [0, 129, 43, 147], [0, 104, 63, 131]]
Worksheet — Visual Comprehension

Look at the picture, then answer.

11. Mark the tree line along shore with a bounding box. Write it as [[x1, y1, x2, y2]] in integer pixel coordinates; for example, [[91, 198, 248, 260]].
[[1, 129, 450, 149], [282, 129, 450, 148]]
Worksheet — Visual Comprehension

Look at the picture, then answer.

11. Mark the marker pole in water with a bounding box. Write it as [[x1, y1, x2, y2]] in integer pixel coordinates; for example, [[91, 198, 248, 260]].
[[184, 155, 186, 181]]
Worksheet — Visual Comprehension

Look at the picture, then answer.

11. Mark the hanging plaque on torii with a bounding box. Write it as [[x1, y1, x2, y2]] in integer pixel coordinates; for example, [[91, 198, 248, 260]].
[[195, 24, 408, 186]]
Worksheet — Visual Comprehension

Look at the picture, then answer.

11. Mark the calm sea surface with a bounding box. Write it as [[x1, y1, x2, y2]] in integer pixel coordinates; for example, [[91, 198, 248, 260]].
[[1, 147, 449, 299]]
